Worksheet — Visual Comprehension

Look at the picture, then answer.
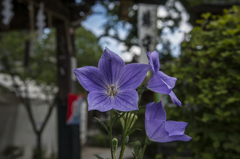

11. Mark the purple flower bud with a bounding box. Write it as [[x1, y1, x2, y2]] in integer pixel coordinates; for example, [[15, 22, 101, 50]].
[[146, 51, 182, 106]]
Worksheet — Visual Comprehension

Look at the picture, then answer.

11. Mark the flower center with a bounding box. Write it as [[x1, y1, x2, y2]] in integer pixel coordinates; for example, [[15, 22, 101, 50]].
[[107, 84, 118, 98]]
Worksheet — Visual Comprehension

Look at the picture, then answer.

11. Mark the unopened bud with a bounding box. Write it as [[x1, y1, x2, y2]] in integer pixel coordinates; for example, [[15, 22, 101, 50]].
[[112, 115, 115, 120], [125, 136, 129, 144], [140, 70, 154, 87], [134, 141, 141, 156], [120, 113, 138, 130], [112, 138, 118, 152]]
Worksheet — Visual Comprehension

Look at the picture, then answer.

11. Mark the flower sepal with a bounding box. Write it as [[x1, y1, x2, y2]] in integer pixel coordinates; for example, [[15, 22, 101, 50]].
[[145, 136, 153, 145]]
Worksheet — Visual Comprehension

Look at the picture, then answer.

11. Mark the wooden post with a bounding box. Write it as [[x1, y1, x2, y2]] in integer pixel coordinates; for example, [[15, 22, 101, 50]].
[[56, 22, 80, 159]]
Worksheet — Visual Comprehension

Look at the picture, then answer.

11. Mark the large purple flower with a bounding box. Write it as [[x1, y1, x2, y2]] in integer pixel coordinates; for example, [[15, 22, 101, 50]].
[[146, 51, 181, 106], [73, 48, 150, 112], [145, 101, 191, 143]]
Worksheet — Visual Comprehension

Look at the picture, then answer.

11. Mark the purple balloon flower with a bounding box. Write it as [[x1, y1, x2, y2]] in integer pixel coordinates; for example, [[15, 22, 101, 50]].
[[73, 48, 150, 112], [145, 101, 191, 143], [146, 51, 182, 106]]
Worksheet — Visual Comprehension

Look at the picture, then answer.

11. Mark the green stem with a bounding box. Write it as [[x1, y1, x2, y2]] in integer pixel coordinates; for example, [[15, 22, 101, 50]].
[[140, 144, 147, 159], [140, 137, 152, 159], [109, 109, 114, 159], [137, 86, 146, 106], [128, 111, 137, 130], [119, 87, 146, 159], [119, 112, 130, 159]]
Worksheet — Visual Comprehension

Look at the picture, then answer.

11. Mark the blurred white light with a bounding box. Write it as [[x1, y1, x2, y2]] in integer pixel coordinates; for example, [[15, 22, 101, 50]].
[[133, 4, 138, 10], [157, 20, 163, 29], [108, 2, 115, 10], [79, 11, 85, 16], [157, 5, 168, 18]]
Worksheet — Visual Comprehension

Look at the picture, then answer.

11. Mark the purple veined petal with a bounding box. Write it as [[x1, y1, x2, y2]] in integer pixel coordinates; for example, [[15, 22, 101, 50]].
[[112, 89, 139, 111], [117, 63, 150, 90], [149, 122, 191, 143], [166, 135, 192, 142], [169, 91, 182, 106], [150, 51, 160, 73], [145, 119, 165, 140], [146, 52, 154, 72], [73, 66, 107, 92], [98, 47, 125, 85], [155, 134, 192, 143], [146, 51, 160, 73], [145, 101, 166, 121], [87, 91, 112, 112], [145, 101, 155, 110], [147, 71, 177, 94], [165, 121, 188, 136]]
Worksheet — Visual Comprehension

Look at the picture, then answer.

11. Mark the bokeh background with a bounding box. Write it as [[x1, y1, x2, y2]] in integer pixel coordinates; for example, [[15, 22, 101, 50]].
[[0, 0, 240, 159]]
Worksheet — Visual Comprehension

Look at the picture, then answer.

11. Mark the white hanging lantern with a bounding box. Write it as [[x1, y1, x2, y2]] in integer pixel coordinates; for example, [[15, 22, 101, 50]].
[[1, 0, 14, 25], [36, 2, 46, 41]]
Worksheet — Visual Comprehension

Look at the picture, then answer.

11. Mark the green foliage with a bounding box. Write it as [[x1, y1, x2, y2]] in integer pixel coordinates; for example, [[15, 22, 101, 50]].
[[0, 30, 56, 90], [75, 27, 103, 68], [165, 6, 240, 159], [2, 145, 24, 159], [94, 117, 109, 134], [94, 154, 104, 159], [92, 133, 109, 147], [32, 147, 56, 159]]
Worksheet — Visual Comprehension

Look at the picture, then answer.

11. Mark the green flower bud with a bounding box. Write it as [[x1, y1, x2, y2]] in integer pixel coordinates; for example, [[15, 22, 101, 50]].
[[112, 115, 115, 120], [134, 141, 141, 156], [120, 113, 138, 130], [120, 115, 125, 129], [125, 136, 129, 144], [140, 70, 154, 87], [112, 138, 118, 152]]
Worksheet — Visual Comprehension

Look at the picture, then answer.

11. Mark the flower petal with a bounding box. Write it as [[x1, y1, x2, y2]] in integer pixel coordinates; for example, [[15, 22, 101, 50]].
[[165, 121, 188, 136], [147, 71, 177, 94], [118, 63, 150, 89], [145, 101, 166, 121], [169, 91, 182, 106], [146, 52, 154, 72], [166, 135, 192, 142], [98, 47, 125, 85], [112, 89, 139, 111], [155, 134, 192, 143], [145, 119, 165, 140], [73, 66, 106, 92], [87, 91, 112, 112], [149, 122, 191, 143], [145, 101, 155, 109], [147, 51, 160, 73]]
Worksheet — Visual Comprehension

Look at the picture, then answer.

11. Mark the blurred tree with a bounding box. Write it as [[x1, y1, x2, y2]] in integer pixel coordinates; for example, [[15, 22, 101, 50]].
[[75, 27, 103, 67], [75, 27, 103, 94], [98, 0, 194, 63], [164, 6, 240, 159], [0, 27, 102, 158], [0, 30, 57, 158], [99, 0, 238, 64]]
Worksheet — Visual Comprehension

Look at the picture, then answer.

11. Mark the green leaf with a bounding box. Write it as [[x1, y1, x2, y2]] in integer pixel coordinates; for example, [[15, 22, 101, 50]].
[[132, 152, 135, 157], [226, 97, 240, 104], [94, 117, 109, 134], [213, 141, 220, 148], [113, 112, 126, 123], [126, 128, 142, 136], [112, 109, 120, 115], [94, 154, 104, 159]]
